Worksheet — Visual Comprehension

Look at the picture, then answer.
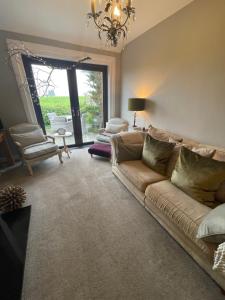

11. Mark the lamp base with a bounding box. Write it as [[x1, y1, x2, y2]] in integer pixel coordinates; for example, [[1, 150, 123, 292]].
[[133, 111, 137, 127]]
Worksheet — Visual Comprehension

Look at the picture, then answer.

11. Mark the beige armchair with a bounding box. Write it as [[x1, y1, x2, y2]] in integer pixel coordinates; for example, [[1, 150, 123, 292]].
[[9, 123, 63, 176], [96, 118, 129, 144]]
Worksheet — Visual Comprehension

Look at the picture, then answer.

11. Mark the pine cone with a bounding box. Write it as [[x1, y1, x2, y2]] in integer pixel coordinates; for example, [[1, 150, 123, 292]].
[[0, 185, 26, 212]]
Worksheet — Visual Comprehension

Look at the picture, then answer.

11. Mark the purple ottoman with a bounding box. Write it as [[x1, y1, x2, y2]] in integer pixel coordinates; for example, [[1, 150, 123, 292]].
[[88, 143, 111, 159]]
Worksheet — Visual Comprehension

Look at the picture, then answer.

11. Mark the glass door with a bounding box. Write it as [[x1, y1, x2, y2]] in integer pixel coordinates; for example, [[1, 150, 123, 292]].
[[22, 56, 108, 147], [75, 65, 108, 143]]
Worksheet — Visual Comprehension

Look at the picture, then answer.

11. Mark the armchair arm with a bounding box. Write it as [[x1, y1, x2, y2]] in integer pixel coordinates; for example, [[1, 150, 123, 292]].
[[98, 128, 105, 134], [45, 135, 55, 143], [14, 141, 25, 158]]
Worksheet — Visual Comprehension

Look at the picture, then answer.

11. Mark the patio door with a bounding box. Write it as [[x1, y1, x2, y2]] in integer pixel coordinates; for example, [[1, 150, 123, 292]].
[[22, 56, 108, 147]]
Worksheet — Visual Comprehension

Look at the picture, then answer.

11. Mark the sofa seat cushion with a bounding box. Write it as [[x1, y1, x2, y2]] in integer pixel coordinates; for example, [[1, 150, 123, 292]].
[[118, 160, 166, 192], [145, 180, 212, 255], [24, 142, 58, 159]]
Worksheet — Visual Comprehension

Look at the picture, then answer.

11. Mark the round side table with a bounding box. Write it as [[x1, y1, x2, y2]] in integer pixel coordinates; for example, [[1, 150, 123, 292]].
[[54, 132, 72, 158]]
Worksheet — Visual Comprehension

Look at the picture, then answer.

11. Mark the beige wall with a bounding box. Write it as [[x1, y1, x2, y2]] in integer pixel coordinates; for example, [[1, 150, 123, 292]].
[[121, 0, 225, 147], [0, 30, 121, 128]]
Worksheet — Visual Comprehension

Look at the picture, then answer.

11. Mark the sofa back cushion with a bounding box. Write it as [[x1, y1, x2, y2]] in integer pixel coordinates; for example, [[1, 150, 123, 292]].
[[119, 131, 145, 144], [148, 125, 183, 143], [166, 139, 216, 178], [171, 147, 225, 208], [142, 135, 175, 176]]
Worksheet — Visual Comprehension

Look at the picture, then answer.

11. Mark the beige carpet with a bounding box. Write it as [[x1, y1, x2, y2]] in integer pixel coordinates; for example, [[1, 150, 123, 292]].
[[1, 148, 224, 300]]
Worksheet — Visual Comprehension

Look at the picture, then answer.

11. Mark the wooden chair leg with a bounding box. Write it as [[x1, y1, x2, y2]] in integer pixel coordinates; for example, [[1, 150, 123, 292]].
[[27, 163, 33, 176], [58, 151, 63, 164]]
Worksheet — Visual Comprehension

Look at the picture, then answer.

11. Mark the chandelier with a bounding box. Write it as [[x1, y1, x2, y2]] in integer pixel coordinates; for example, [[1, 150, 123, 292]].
[[87, 0, 135, 47]]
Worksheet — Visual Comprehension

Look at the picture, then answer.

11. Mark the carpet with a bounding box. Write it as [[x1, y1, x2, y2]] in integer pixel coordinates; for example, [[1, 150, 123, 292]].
[[1, 148, 224, 300]]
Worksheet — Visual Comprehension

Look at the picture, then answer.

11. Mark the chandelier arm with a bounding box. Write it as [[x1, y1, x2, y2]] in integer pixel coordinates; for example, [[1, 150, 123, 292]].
[[116, 14, 129, 30], [93, 17, 109, 32]]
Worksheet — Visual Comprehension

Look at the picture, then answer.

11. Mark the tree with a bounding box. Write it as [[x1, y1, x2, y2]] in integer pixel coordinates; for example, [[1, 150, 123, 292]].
[[86, 71, 104, 126]]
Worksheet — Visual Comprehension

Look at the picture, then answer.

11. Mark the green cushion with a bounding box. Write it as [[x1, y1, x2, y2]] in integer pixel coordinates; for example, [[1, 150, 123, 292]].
[[116, 143, 143, 163], [171, 147, 225, 208], [142, 135, 175, 175]]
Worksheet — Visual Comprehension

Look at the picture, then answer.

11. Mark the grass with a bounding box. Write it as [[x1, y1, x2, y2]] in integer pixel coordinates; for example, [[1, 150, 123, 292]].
[[39, 96, 100, 128]]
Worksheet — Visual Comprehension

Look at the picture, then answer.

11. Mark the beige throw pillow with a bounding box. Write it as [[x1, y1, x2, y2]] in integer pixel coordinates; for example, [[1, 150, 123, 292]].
[[11, 128, 45, 148], [197, 204, 225, 243]]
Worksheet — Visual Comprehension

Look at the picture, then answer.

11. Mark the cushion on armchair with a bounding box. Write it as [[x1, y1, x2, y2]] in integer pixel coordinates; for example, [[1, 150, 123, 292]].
[[23, 141, 58, 160], [11, 128, 46, 148], [105, 123, 127, 134]]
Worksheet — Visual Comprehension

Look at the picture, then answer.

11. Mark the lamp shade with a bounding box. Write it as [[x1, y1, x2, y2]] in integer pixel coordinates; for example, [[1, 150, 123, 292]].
[[128, 98, 146, 111]]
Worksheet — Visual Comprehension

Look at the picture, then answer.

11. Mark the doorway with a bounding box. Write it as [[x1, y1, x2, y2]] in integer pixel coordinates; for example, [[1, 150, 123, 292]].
[[22, 55, 108, 147]]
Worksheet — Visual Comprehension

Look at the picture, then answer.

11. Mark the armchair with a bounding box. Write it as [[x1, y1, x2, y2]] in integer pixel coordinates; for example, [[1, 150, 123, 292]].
[[9, 123, 63, 176], [96, 118, 129, 144]]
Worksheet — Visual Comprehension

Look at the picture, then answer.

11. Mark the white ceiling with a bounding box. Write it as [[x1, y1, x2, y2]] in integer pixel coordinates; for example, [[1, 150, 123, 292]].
[[0, 0, 193, 53]]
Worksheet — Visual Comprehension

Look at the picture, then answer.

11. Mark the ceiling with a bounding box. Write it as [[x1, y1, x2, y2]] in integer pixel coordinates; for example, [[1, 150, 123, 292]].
[[0, 0, 193, 53]]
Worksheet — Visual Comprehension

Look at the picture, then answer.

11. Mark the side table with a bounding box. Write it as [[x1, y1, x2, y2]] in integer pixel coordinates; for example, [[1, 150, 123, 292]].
[[54, 132, 72, 158]]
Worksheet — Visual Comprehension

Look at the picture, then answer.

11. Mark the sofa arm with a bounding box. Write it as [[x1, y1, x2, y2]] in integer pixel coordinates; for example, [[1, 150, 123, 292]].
[[111, 131, 145, 165]]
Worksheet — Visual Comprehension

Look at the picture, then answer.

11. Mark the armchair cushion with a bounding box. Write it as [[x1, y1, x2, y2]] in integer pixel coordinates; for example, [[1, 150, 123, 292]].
[[11, 128, 46, 148], [23, 141, 58, 160], [105, 123, 127, 134], [9, 123, 40, 134]]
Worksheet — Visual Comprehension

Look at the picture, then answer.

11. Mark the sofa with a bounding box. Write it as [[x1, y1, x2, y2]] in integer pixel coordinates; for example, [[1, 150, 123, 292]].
[[111, 127, 225, 291]]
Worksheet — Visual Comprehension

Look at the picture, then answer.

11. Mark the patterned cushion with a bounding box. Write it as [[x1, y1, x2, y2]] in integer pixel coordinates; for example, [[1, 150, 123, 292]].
[[23, 142, 58, 159], [145, 180, 212, 255]]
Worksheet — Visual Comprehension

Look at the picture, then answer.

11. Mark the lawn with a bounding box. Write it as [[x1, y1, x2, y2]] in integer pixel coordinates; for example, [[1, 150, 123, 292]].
[[39, 96, 100, 128]]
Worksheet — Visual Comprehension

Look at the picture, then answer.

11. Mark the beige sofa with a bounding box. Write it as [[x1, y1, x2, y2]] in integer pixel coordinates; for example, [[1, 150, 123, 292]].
[[111, 129, 225, 291]]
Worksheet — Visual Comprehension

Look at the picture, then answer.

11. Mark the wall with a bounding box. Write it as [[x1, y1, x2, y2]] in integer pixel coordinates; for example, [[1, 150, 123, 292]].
[[121, 0, 225, 147], [0, 30, 121, 128]]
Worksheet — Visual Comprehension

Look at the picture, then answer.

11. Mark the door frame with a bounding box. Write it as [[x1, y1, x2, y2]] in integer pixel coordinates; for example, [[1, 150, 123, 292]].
[[22, 55, 108, 147]]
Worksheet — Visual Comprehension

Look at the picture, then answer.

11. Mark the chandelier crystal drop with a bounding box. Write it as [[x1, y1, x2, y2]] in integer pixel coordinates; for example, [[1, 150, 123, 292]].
[[87, 0, 135, 47]]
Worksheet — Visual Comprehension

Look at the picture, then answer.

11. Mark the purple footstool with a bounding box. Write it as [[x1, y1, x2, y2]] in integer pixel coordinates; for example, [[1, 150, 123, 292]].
[[88, 143, 111, 159]]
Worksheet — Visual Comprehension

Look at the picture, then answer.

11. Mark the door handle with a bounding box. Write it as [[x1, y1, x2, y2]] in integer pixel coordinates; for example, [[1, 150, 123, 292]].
[[71, 108, 76, 117]]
